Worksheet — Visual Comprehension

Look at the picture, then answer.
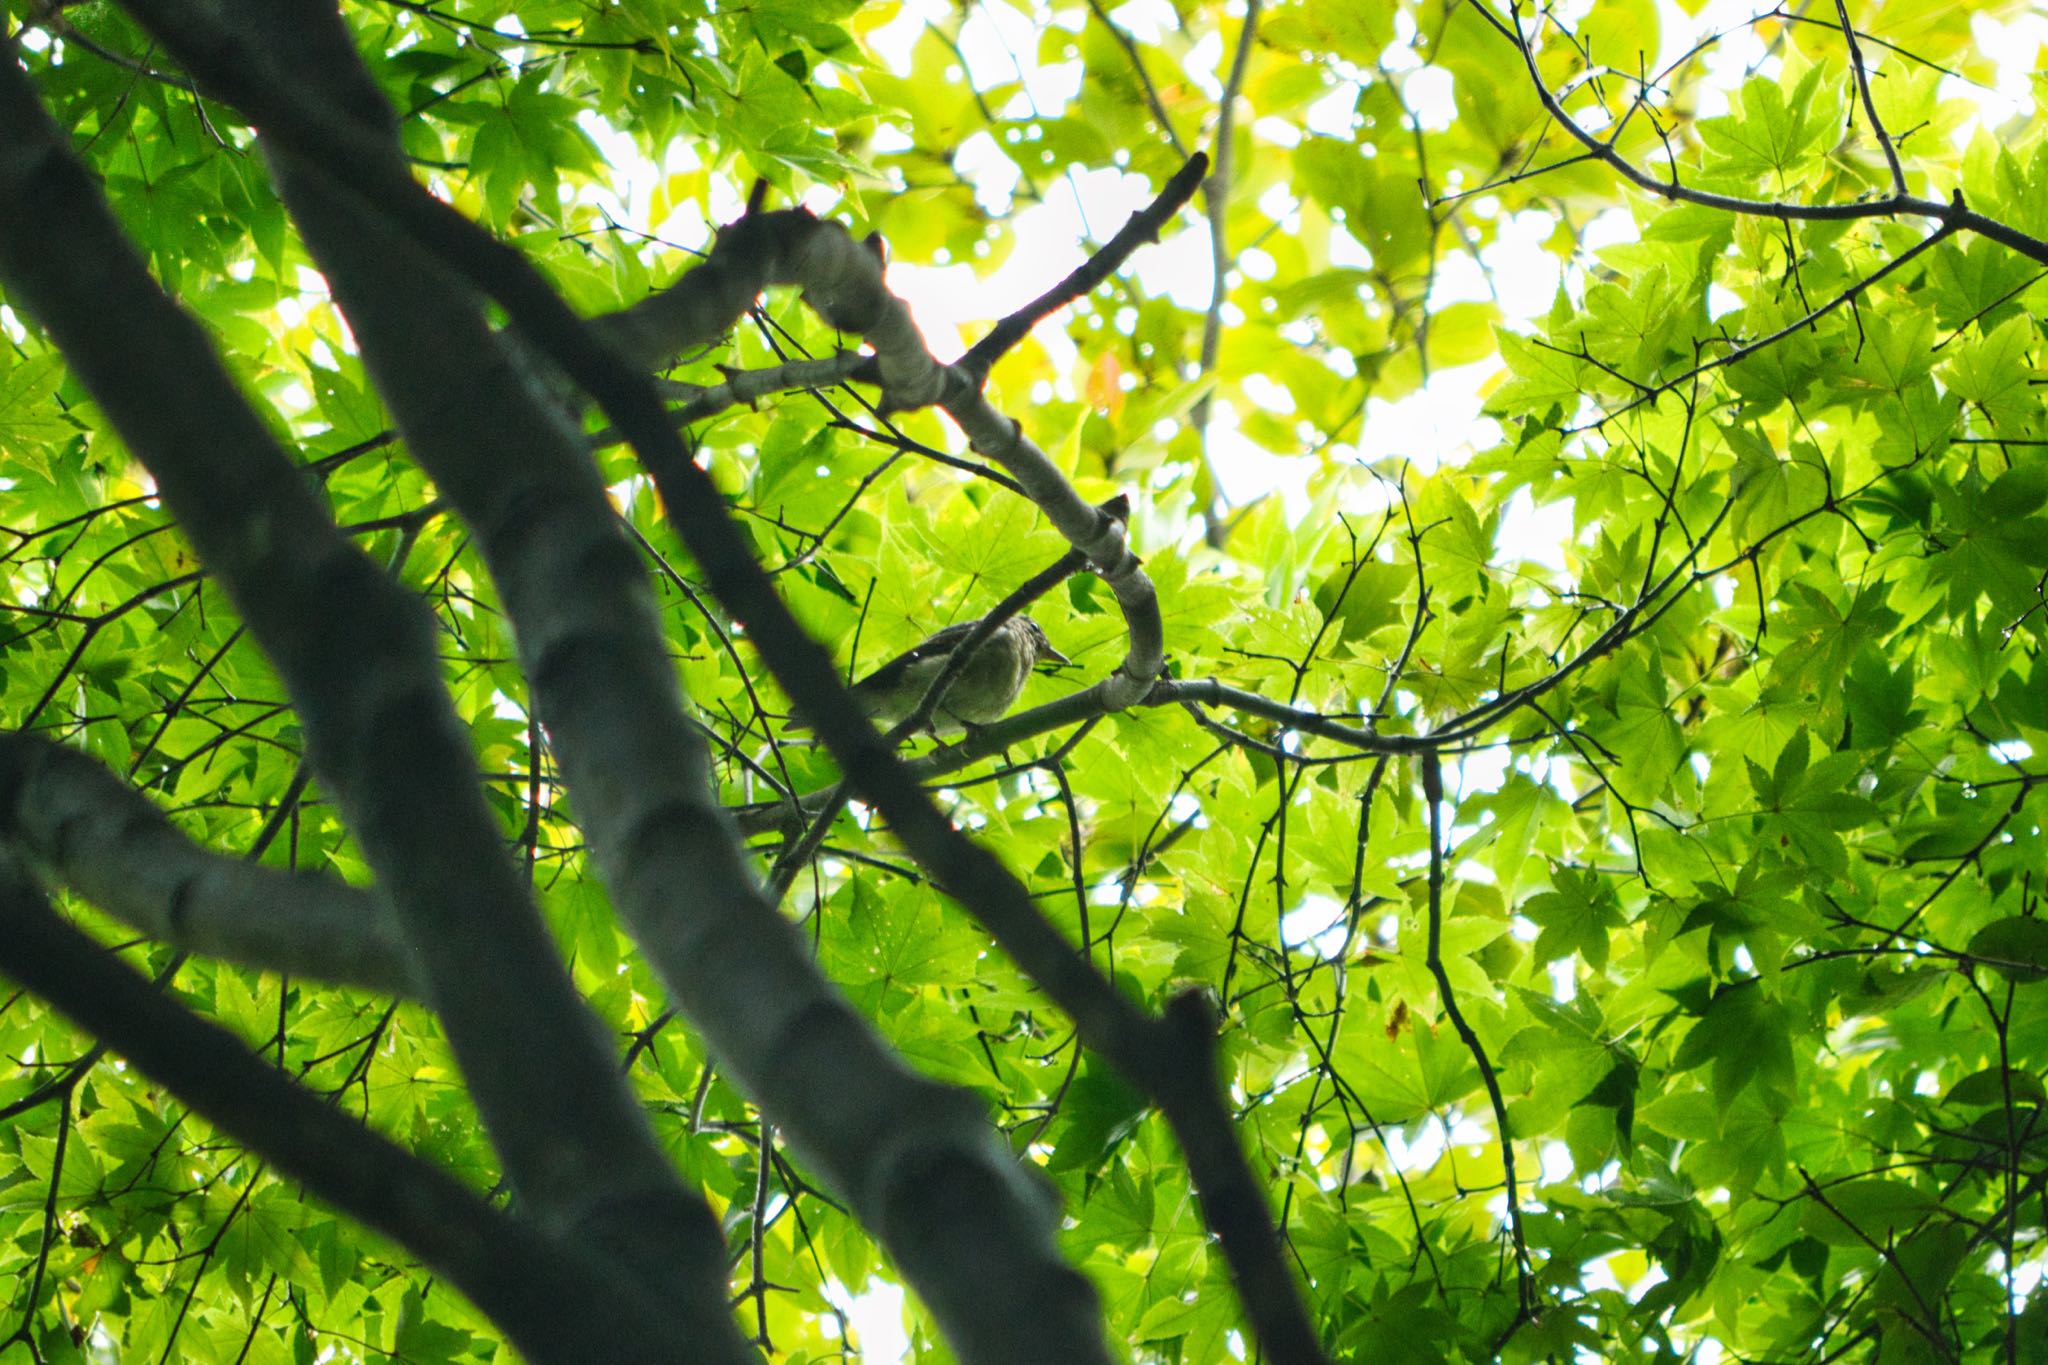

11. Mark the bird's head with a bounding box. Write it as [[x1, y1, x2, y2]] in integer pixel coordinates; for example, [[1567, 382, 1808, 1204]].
[[1018, 616, 1069, 667]]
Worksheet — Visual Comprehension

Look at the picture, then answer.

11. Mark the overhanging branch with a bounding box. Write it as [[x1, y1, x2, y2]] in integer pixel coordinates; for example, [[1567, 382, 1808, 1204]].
[[210, 8, 1118, 1362], [0, 44, 747, 1352], [1463, 0, 2048, 265], [0, 733, 416, 996], [0, 855, 683, 1365]]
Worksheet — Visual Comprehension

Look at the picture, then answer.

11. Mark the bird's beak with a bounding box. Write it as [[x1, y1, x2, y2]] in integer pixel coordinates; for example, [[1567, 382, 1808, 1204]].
[[1038, 640, 1070, 667]]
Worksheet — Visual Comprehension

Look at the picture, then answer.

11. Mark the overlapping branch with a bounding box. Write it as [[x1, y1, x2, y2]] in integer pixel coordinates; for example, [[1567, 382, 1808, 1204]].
[[85, 5, 1323, 1357], [134, 7, 1118, 1363], [0, 43, 751, 1362], [766, 543, 1093, 897], [0, 855, 683, 1365]]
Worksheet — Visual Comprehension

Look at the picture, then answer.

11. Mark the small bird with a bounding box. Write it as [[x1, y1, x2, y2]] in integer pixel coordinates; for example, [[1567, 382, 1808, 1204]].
[[802, 615, 1068, 736]]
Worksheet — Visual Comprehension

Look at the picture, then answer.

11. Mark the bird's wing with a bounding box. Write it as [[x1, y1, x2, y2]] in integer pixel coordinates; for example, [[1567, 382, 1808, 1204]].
[[852, 620, 982, 692]]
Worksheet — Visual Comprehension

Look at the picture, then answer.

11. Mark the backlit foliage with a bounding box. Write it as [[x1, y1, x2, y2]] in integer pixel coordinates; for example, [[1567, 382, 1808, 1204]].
[[4, 0, 2048, 1360]]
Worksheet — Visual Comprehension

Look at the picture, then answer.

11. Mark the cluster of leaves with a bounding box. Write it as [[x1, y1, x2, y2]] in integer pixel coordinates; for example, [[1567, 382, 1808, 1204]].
[[2, 0, 2048, 1361]]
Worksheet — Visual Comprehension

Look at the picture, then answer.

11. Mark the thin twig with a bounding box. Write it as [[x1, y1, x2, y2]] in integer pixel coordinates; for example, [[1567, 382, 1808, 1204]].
[[1080, 0, 1188, 157], [1421, 755, 1535, 1328], [1470, 0, 2048, 265], [1833, 0, 1907, 196], [961, 152, 1208, 380], [1191, 0, 1263, 548]]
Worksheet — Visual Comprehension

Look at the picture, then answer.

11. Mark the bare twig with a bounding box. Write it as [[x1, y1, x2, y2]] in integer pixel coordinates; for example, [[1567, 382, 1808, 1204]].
[[1191, 0, 1263, 548], [1470, 0, 2048, 265], [1833, 0, 1907, 196], [961, 152, 1208, 379], [1421, 755, 1536, 1328]]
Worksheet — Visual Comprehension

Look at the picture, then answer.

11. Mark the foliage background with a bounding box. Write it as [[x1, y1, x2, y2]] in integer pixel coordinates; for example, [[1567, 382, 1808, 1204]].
[[3, 0, 2048, 1360]]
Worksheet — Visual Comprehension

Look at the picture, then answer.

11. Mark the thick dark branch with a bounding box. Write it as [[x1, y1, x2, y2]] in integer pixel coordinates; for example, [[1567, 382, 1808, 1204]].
[[194, 8, 1113, 1362], [98, 10, 1323, 1358], [0, 858, 689, 1365], [593, 213, 847, 370], [0, 43, 730, 1333]]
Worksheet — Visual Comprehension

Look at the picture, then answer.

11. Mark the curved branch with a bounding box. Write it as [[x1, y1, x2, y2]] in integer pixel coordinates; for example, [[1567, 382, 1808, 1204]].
[[763, 223, 1166, 707], [0, 45, 746, 1350], [1470, 0, 2048, 265], [97, 10, 1325, 1358]]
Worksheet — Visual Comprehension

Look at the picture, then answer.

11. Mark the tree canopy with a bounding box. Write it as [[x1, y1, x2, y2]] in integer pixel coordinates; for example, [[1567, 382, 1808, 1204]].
[[2, 0, 2047, 1362]]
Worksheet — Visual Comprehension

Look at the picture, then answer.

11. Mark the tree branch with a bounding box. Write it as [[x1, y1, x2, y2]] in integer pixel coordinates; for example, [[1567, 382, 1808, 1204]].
[[0, 42, 745, 1351], [0, 733, 416, 996], [200, 8, 1115, 1362], [1469, 0, 2048, 265], [1190, 0, 1262, 549], [0, 856, 688, 1365], [1421, 755, 1535, 1332], [96, 9, 1324, 1357], [768, 544, 1092, 897], [1833, 0, 1907, 196], [959, 151, 1208, 380]]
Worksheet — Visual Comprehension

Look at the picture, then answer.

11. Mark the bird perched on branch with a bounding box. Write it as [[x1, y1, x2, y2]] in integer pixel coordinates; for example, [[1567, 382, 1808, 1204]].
[[798, 616, 1068, 737]]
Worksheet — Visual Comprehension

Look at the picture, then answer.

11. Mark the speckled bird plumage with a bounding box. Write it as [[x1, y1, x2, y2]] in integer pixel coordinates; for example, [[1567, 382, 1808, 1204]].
[[846, 615, 1066, 734]]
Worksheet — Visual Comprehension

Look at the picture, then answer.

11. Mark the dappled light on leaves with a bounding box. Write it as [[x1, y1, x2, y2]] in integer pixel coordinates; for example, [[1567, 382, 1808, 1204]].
[[0, 0, 2047, 1361]]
